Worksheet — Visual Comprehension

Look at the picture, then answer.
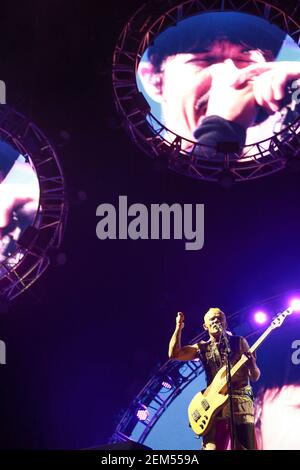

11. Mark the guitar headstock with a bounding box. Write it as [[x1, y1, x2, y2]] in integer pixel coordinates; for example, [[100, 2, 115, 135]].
[[271, 307, 293, 330]]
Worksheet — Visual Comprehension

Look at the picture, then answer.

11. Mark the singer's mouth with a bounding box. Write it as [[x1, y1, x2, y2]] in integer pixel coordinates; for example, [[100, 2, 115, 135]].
[[194, 92, 210, 128]]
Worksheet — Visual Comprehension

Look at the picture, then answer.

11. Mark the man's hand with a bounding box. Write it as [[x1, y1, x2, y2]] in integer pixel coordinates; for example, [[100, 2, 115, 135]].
[[244, 351, 256, 367], [205, 59, 258, 129], [231, 61, 300, 114], [169, 311, 199, 360], [176, 312, 185, 330], [244, 351, 261, 382]]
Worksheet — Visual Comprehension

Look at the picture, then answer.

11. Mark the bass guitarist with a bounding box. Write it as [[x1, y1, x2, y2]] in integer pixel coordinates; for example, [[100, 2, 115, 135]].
[[168, 308, 260, 450]]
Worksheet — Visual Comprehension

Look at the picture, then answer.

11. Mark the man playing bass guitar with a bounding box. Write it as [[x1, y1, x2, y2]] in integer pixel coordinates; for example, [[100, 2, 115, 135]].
[[168, 308, 260, 450]]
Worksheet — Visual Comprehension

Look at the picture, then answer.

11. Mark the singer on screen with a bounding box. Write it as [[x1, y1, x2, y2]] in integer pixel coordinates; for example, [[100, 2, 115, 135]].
[[138, 12, 300, 157]]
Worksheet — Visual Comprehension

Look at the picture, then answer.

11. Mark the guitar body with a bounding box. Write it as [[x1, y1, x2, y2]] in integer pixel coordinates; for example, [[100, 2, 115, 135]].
[[188, 366, 228, 436]]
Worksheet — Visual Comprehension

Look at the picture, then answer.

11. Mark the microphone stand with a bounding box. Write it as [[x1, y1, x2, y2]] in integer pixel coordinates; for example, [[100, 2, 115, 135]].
[[218, 325, 235, 450]]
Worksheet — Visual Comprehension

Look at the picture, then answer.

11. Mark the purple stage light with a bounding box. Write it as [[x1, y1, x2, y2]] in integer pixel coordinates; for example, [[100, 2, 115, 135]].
[[136, 406, 149, 421], [290, 298, 300, 313], [254, 311, 268, 325]]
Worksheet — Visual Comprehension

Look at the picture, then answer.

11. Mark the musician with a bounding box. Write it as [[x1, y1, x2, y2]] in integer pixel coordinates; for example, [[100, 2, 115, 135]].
[[168, 308, 261, 450], [138, 12, 300, 154]]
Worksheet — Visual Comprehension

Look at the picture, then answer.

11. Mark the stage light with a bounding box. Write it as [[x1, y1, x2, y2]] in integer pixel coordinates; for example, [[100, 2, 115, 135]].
[[161, 380, 172, 390], [136, 405, 149, 421], [253, 311, 268, 325], [290, 298, 300, 313]]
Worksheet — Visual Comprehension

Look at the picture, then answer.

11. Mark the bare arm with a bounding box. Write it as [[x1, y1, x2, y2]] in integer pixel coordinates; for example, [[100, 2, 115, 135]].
[[168, 312, 199, 361]]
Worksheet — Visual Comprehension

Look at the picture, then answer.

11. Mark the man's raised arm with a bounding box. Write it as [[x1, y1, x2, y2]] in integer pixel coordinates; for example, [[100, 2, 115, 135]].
[[168, 312, 199, 361]]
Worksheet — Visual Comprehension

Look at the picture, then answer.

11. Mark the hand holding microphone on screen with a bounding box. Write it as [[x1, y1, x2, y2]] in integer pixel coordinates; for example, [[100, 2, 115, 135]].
[[204, 60, 300, 126], [230, 61, 300, 114], [193, 59, 300, 151]]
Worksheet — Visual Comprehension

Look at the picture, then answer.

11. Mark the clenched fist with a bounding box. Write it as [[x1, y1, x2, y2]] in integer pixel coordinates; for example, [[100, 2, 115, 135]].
[[176, 312, 185, 330]]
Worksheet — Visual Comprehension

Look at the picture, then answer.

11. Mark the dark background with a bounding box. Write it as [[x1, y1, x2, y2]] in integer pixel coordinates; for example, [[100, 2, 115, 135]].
[[0, 0, 299, 449]]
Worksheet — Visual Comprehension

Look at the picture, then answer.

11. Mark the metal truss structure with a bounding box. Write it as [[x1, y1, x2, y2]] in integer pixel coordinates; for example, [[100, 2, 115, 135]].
[[110, 306, 243, 445], [0, 105, 67, 300], [112, 0, 300, 183], [111, 352, 204, 445], [110, 290, 299, 445]]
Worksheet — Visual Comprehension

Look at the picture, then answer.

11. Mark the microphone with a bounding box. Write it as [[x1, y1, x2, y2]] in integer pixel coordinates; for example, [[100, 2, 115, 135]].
[[214, 322, 231, 353], [214, 322, 223, 332]]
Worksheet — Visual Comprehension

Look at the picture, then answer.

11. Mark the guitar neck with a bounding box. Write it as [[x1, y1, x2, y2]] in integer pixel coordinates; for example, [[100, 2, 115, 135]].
[[217, 307, 292, 392], [230, 324, 273, 377]]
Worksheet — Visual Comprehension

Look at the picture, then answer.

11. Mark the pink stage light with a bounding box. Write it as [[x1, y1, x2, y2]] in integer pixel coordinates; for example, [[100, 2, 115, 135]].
[[162, 381, 172, 390], [253, 311, 268, 325], [136, 406, 149, 421]]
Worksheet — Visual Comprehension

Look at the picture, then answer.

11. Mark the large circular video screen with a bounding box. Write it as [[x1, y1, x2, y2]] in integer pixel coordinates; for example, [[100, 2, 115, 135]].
[[0, 140, 40, 270], [137, 11, 300, 156]]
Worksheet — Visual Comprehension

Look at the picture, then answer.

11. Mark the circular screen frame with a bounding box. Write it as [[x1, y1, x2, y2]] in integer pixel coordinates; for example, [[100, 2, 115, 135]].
[[0, 105, 67, 300], [112, 0, 300, 183], [137, 12, 300, 150]]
